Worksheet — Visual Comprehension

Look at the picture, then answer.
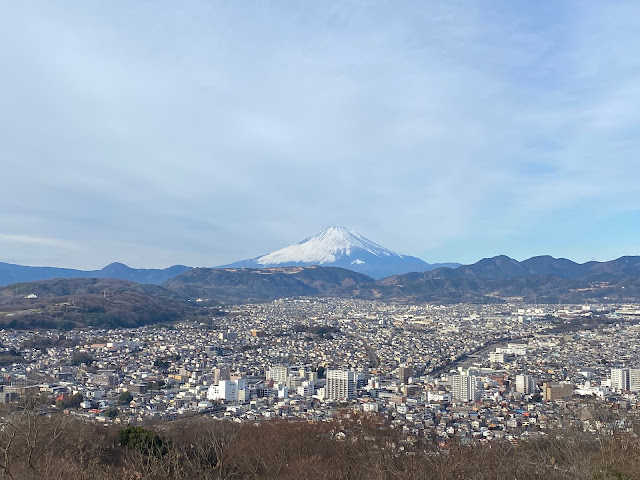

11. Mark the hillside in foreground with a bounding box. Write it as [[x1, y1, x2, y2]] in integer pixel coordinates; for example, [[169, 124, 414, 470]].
[[0, 278, 205, 330], [1, 409, 639, 480]]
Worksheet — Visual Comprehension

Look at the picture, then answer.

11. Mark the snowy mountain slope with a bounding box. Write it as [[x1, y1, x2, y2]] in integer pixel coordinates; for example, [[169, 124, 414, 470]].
[[256, 226, 401, 265], [222, 227, 457, 279]]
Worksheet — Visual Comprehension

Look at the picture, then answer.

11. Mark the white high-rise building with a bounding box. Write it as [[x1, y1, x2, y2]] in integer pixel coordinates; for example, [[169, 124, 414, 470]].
[[451, 374, 480, 402], [611, 368, 630, 391], [630, 369, 640, 392], [516, 374, 536, 394], [326, 369, 356, 400]]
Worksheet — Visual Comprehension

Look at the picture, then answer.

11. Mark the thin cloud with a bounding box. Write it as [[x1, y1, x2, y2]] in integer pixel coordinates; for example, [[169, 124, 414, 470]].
[[0, 1, 639, 268], [0, 233, 80, 250]]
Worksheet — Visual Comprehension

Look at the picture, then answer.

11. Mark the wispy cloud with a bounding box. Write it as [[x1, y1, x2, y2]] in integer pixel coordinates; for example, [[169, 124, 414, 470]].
[[1, 0, 639, 267], [0, 233, 78, 248]]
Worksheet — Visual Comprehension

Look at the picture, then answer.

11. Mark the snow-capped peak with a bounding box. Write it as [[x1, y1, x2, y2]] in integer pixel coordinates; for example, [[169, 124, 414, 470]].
[[222, 225, 437, 279], [255, 226, 402, 266]]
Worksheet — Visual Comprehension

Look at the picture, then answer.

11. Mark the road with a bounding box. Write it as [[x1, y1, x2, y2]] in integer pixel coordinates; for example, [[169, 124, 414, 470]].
[[428, 335, 533, 377], [348, 333, 380, 369]]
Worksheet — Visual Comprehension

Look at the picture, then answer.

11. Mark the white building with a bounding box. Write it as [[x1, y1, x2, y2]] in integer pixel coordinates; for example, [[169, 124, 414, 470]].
[[362, 402, 379, 412], [496, 344, 527, 356], [267, 366, 289, 384], [575, 381, 609, 397], [277, 384, 289, 399], [326, 369, 356, 400], [427, 390, 452, 402], [516, 374, 536, 394], [630, 369, 640, 392], [207, 378, 247, 402], [489, 352, 505, 363], [451, 374, 480, 402], [297, 381, 314, 397], [611, 368, 630, 391]]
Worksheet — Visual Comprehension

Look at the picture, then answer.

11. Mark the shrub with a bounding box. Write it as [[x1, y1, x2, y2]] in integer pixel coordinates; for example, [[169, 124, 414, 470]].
[[118, 426, 169, 458]]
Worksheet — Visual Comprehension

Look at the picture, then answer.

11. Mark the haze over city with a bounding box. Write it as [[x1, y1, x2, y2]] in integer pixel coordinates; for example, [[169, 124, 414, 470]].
[[2, 1, 639, 269]]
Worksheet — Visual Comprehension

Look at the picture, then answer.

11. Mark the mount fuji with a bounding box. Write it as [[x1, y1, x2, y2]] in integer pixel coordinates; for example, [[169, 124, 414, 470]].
[[222, 226, 459, 279]]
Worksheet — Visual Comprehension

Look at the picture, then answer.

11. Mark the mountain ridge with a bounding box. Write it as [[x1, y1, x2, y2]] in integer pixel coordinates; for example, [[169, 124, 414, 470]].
[[163, 265, 374, 304], [428, 254, 640, 281], [161, 261, 640, 305], [4, 259, 640, 331], [0, 262, 191, 287]]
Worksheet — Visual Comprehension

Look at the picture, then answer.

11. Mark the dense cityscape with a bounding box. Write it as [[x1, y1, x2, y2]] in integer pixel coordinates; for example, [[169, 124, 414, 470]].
[[3, 297, 640, 445]]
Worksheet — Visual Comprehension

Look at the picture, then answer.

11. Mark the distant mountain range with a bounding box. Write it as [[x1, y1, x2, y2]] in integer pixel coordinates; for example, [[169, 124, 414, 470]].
[[4, 254, 640, 330], [223, 226, 459, 279], [428, 254, 640, 281], [161, 254, 640, 305], [155, 263, 640, 305], [2, 227, 640, 320], [0, 226, 457, 286], [0, 262, 191, 287], [343, 255, 640, 304]]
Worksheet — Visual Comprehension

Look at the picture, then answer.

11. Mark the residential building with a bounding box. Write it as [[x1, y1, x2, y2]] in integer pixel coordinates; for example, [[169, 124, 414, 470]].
[[452, 374, 480, 402], [611, 368, 630, 391], [516, 374, 536, 394], [543, 382, 574, 401], [326, 369, 356, 400]]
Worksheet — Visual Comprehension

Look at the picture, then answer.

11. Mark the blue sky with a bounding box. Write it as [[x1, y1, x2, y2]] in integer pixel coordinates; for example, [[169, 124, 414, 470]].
[[1, 1, 639, 269]]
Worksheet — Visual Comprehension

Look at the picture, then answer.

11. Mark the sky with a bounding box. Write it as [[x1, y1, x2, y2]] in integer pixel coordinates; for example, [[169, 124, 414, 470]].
[[1, 0, 640, 269]]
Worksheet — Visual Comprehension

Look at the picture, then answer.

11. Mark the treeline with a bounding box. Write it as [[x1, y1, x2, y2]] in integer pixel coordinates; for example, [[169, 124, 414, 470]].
[[20, 335, 78, 350], [1, 406, 640, 480], [0, 349, 25, 366], [292, 324, 340, 338]]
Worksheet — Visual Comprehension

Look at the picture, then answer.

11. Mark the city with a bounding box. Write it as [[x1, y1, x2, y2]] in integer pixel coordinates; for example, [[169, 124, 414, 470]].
[[3, 298, 640, 446]]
